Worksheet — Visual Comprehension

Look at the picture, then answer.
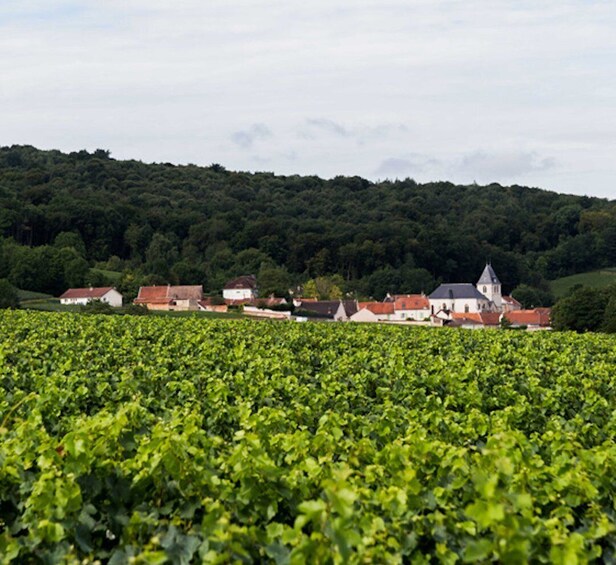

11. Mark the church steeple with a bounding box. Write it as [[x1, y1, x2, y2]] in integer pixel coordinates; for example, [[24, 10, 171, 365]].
[[477, 263, 502, 309]]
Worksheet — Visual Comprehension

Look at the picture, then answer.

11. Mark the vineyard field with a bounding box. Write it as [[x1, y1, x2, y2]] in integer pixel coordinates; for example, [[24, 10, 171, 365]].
[[0, 311, 615, 563]]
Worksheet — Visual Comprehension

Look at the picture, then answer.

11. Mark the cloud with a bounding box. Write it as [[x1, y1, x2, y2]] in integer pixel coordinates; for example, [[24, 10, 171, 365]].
[[374, 154, 441, 178], [299, 119, 350, 139], [457, 150, 557, 179], [231, 123, 272, 149]]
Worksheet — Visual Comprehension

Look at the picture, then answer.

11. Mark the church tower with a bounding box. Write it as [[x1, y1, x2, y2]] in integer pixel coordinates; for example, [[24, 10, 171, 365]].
[[477, 263, 502, 310]]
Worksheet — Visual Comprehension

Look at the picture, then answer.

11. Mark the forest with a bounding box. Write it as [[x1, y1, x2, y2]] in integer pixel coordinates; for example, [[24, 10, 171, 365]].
[[1, 144, 615, 302]]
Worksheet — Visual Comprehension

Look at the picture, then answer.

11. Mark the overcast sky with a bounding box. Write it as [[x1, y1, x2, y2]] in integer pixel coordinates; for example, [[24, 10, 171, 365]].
[[2, 1, 616, 199]]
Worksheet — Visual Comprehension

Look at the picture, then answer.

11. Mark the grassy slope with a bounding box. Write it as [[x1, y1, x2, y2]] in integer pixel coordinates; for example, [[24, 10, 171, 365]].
[[550, 268, 616, 298]]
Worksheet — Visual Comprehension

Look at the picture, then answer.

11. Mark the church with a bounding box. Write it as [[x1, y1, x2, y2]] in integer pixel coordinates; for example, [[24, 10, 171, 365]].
[[428, 264, 518, 315]]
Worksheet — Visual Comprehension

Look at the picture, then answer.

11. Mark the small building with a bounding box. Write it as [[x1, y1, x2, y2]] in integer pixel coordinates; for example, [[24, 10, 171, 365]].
[[392, 294, 430, 321], [501, 295, 522, 312], [223, 275, 258, 301], [449, 312, 501, 329], [59, 287, 123, 307], [503, 308, 551, 330], [134, 285, 203, 311], [351, 302, 395, 322]]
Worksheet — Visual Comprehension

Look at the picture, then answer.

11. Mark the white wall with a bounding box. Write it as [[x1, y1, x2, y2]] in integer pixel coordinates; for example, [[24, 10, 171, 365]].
[[223, 288, 255, 300], [428, 297, 489, 314], [394, 308, 430, 320], [350, 309, 379, 323], [102, 289, 123, 307]]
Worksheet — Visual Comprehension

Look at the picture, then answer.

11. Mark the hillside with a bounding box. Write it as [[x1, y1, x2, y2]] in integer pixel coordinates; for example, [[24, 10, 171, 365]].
[[1, 145, 615, 299], [550, 268, 616, 298]]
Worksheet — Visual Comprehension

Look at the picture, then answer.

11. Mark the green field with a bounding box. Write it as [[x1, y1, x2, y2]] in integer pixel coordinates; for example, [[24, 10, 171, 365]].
[[550, 268, 616, 298], [0, 311, 614, 563]]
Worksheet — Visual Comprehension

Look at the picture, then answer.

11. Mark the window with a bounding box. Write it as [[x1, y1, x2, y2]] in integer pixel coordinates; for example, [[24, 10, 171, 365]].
[[465, 305, 469, 313], [483, 286, 487, 293]]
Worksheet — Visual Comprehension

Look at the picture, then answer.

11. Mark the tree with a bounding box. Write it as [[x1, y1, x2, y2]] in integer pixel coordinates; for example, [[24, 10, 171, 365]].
[[0, 278, 18, 309], [53, 231, 86, 257], [511, 284, 554, 308], [551, 287, 608, 332]]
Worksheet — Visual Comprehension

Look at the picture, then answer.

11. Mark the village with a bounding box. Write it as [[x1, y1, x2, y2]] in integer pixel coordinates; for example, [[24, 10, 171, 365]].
[[58, 264, 552, 330]]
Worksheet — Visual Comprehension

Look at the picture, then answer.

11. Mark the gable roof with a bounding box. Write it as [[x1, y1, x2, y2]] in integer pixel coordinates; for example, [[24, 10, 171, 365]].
[[502, 295, 522, 307], [134, 285, 203, 304], [394, 294, 429, 311], [477, 264, 501, 285], [429, 284, 488, 301], [450, 312, 500, 326], [296, 300, 355, 318], [505, 309, 551, 327], [358, 302, 395, 315], [59, 287, 116, 299], [224, 275, 257, 290]]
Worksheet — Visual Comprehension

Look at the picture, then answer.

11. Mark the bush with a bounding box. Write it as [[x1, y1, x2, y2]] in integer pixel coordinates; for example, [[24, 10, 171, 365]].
[[0, 278, 19, 309]]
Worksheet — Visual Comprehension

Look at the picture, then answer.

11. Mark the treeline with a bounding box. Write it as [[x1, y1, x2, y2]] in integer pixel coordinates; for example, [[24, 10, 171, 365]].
[[1, 144, 615, 300]]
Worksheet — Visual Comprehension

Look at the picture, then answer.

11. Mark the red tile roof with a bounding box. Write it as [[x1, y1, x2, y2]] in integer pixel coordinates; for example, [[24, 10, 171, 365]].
[[359, 302, 395, 315], [134, 285, 203, 304], [59, 287, 115, 299], [394, 294, 429, 311], [505, 309, 551, 327], [450, 312, 501, 326]]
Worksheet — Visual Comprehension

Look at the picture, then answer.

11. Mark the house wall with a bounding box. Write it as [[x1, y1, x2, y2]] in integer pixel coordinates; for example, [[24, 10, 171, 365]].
[[169, 298, 199, 311], [428, 298, 489, 314], [394, 308, 430, 321], [350, 309, 380, 323], [223, 288, 255, 300], [102, 289, 123, 308]]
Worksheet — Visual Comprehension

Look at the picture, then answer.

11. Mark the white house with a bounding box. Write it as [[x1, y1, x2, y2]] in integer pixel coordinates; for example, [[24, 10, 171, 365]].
[[223, 275, 258, 301], [392, 294, 430, 320], [59, 287, 123, 307], [351, 302, 395, 322]]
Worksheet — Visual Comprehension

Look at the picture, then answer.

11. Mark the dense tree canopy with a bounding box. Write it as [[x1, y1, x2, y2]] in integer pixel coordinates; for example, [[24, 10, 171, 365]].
[[0, 145, 615, 299]]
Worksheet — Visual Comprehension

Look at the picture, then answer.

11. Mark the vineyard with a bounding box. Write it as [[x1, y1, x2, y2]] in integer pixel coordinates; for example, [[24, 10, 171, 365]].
[[0, 311, 615, 563]]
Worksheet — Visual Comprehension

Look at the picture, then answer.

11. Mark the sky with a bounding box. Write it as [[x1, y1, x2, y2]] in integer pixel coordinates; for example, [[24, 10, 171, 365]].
[[1, 1, 616, 199]]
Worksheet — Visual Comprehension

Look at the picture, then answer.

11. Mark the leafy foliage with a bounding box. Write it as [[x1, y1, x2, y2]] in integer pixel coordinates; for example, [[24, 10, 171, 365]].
[[0, 311, 615, 562]]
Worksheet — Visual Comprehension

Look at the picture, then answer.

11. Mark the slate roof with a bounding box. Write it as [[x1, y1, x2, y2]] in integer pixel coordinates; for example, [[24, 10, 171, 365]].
[[59, 287, 116, 299], [477, 264, 501, 285], [429, 284, 488, 301], [296, 300, 358, 318], [224, 275, 257, 290]]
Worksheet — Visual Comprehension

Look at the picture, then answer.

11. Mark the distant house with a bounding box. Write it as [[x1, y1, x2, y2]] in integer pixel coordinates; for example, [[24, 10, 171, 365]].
[[59, 287, 123, 307], [392, 294, 430, 321], [296, 300, 358, 321], [223, 275, 258, 301], [351, 302, 395, 323], [504, 308, 551, 330], [449, 312, 501, 329], [501, 295, 522, 312], [134, 285, 203, 311]]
